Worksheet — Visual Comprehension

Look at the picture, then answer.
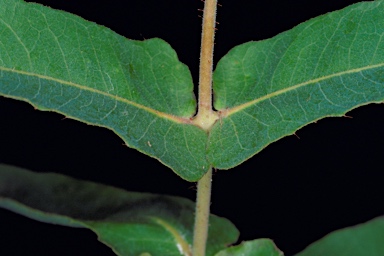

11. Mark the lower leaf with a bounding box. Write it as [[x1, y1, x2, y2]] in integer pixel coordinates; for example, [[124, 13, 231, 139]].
[[215, 239, 284, 256], [296, 217, 384, 256], [0, 164, 239, 256]]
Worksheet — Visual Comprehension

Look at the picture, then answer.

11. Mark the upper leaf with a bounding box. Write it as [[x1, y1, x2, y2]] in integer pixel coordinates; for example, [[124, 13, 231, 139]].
[[2, 0, 384, 177], [0, 0, 208, 181], [209, 1, 384, 169], [0, 164, 239, 256]]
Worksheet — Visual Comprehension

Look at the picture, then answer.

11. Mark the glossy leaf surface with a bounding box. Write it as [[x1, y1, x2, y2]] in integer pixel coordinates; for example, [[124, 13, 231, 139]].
[[0, 0, 207, 181], [0, 164, 239, 256], [209, 0, 384, 169], [296, 217, 384, 256], [215, 239, 284, 256]]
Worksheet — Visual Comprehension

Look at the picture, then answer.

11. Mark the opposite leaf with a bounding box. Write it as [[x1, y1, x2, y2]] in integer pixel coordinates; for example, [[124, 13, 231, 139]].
[[210, 1, 384, 169], [296, 217, 384, 256], [0, 0, 208, 181], [0, 164, 239, 256], [215, 239, 284, 256]]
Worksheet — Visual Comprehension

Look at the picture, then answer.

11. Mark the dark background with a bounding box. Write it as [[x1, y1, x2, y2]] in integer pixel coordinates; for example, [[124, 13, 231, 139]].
[[1, 0, 384, 255]]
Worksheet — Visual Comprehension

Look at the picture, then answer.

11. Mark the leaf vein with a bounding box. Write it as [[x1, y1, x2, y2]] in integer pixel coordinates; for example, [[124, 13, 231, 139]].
[[0, 17, 32, 70], [0, 66, 189, 124], [226, 63, 384, 116]]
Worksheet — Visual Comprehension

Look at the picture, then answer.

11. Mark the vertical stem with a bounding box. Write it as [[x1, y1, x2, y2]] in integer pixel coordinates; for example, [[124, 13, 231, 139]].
[[193, 0, 217, 255], [198, 0, 216, 116], [193, 0, 218, 131], [193, 167, 213, 256]]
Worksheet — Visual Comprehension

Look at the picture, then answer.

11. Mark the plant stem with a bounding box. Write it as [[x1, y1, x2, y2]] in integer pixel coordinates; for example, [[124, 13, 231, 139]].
[[193, 0, 217, 255], [198, 0, 216, 115], [193, 0, 218, 131], [193, 167, 213, 256]]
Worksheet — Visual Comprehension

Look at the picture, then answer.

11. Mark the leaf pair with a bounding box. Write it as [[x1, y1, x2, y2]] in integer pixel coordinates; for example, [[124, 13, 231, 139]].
[[1, 0, 384, 181]]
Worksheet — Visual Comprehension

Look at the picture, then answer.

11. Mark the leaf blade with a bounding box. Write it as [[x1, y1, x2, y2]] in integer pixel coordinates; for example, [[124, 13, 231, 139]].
[[215, 239, 284, 256], [295, 217, 384, 256], [210, 1, 384, 169], [0, 0, 207, 181], [0, 164, 239, 256]]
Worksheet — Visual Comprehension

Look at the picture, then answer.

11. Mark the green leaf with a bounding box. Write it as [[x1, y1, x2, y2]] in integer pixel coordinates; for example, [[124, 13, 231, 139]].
[[209, 1, 384, 169], [0, 0, 208, 181], [215, 239, 284, 256], [0, 164, 239, 256], [296, 217, 384, 256]]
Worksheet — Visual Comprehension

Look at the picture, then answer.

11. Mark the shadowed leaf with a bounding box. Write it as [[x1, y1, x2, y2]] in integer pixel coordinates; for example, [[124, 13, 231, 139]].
[[215, 239, 284, 256], [296, 217, 384, 256], [0, 164, 239, 256]]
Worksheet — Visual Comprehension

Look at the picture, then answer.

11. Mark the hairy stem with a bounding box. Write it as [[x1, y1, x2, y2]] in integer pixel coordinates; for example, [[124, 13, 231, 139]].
[[198, 0, 216, 115], [193, 0, 218, 131], [193, 0, 217, 255], [193, 167, 213, 256]]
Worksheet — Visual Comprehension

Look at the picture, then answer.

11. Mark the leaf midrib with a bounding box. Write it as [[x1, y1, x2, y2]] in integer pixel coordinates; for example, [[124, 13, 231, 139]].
[[0, 66, 192, 124], [150, 217, 192, 256], [222, 62, 384, 117], [5, 61, 383, 130]]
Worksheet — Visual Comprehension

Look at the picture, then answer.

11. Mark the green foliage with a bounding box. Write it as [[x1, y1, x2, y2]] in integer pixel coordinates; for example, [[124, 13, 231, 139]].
[[0, 0, 383, 255], [0, 164, 238, 256], [2, 0, 384, 181], [215, 239, 283, 256], [209, 0, 384, 168], [296, 217, 384, 256], [0, 0, 207, 181]]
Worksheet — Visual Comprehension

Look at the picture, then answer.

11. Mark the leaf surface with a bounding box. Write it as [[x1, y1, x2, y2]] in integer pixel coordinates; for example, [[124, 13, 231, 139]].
[[2, 0, 384, 176], [209, 1, 384, 169], [296, 217, 384, 256], [0, 164, 239, 256], [215, 239, 284, 256], [0, 0, 207, 181]]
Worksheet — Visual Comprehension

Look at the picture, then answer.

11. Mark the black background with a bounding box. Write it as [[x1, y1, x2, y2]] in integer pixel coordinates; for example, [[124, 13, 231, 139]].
[[1, 0, 384, 255]]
